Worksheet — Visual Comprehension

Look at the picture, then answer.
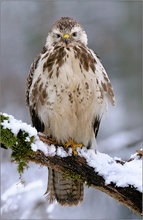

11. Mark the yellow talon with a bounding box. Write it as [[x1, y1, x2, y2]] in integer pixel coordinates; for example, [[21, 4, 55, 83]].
[[65, 139, 83, 155]]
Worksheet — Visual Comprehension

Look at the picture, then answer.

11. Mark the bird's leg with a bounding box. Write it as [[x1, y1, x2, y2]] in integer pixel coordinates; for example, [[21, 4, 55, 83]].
[[65, 139, 83, 155]]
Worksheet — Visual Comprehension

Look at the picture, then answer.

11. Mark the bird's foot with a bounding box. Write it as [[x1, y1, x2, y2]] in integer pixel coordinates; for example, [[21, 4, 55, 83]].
[[65, 139, 83, 155]]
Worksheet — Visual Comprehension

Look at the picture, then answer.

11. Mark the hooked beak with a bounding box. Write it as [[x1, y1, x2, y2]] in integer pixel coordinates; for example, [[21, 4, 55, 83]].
[[63, 33, 70, 45]]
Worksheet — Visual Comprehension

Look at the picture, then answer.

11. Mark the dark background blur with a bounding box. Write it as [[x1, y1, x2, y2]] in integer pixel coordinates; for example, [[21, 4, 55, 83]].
[[1, 1, 142, 219]]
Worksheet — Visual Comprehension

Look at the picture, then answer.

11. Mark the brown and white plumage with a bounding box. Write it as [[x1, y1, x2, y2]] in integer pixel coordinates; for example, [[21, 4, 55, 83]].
[[26, 17, 115, 206]]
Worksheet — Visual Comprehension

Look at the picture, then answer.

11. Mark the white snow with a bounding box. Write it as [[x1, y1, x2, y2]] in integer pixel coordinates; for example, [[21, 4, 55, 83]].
[[77, 147, 142, 192], [31, 137, 49, 155], [57, 146, 72, 157], [1, 113, 69, 157], [1, 113, 37, 137], [1, 113, 142, 193]]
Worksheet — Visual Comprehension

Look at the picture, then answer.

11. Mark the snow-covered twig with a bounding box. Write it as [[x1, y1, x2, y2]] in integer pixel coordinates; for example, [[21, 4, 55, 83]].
[[0, 113, 142, 216]]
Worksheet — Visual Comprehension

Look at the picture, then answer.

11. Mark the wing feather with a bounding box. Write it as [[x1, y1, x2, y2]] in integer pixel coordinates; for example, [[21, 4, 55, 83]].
[[90, 49, 115, 106], [93, 117, 101, 138], [30, 107, 44, 132], [26, 52, 45, 132], [26, 53, 41, 106]]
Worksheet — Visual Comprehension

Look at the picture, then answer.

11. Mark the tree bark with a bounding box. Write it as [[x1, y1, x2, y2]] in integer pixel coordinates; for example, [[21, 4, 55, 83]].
[[1, 113, 142, 216], [28, 146, 142, 216]]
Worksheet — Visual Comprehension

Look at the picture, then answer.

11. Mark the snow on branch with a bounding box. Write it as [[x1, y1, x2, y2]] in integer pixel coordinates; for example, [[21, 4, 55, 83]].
[[0, 112, 142, 216]]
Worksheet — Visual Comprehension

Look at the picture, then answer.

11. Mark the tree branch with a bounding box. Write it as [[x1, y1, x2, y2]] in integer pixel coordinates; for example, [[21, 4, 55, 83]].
[[0, 113, 142, 216]]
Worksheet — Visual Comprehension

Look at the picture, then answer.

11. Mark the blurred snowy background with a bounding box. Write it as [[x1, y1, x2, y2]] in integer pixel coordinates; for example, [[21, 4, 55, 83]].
[[1, 1, 142, 219]]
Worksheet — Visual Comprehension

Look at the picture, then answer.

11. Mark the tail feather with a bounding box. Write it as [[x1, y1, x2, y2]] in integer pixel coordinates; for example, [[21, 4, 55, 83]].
[[46, 168, 84, 206]]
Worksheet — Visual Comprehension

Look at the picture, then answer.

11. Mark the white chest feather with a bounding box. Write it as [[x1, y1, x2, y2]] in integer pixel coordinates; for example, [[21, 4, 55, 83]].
[[29, 45, 112, 147]]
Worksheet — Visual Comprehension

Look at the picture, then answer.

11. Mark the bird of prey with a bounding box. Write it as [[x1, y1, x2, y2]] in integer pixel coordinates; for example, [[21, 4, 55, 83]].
[[26, 17, 115, 206]]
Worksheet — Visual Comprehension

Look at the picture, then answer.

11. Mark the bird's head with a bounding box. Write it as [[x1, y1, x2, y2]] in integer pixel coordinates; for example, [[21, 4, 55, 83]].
[[45, 17, 88, 48]]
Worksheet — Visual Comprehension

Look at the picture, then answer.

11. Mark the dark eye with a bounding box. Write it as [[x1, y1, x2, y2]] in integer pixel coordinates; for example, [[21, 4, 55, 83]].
[[56, 34, 61, 38], [72, 32, 77, 37]]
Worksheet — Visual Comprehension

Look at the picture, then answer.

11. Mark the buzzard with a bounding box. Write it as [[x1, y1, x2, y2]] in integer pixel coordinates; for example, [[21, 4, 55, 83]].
[[26, 17, 115, 206]]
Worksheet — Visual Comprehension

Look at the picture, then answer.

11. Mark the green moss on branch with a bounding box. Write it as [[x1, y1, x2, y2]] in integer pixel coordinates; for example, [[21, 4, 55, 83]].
[[0, 113, 34, 174]]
